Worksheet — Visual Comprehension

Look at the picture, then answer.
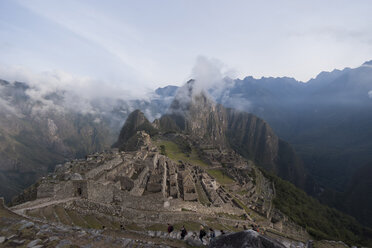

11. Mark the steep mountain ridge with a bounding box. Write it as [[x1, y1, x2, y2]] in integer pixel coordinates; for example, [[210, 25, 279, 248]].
[[157, 81, 308, 190]]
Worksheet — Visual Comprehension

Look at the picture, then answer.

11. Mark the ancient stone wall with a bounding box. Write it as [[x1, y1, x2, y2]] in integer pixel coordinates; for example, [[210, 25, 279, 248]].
[[87, 181, 114, 203], [36, 181, 55, 198], [54, 181, 75, 199], [72, 181, 88, 198], [85, 157, 123, 180]]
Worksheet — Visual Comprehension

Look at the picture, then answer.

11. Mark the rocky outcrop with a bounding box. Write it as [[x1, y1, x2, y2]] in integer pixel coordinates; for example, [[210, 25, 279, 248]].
[[209, 230, 286, 248], [113, 110, 158, 151]]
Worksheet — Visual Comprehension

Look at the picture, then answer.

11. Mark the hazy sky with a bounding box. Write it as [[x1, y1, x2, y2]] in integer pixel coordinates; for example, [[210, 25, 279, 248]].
[[1, 0, 372, 94]]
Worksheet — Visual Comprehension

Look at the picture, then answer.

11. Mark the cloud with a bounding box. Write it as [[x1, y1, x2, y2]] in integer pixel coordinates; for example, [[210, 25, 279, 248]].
[[191, 56, 236, 95], [0, 96, 22, 117], [0, 65, 155, 117], [169, 56, 248, 114], [368, 90, 372, 98]]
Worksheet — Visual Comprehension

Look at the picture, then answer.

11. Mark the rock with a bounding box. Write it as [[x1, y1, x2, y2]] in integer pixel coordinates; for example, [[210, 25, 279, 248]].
[[27, 239, 42, 248], [0, 236, 5, 243], [40, 224, 49, 229], [186, 237, 203, 247], [163, 201, 170, 208], [122, 238, 131, 246], [185, 232, 193, 239], [56, 239, 72, 248], [32, 245, 44, 248], [148, 231, 155, 237], [49, 236, 60, 242], [209, 230, 286, 248], [19, 221, 34, 230], [7, 234, 16, 240], [78, 230, 87, 237], [169, 232, 177, 239], [11, 239, 25, 245]]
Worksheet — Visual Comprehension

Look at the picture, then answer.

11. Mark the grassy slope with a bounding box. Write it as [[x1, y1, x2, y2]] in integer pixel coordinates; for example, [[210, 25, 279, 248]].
[[262, 170, 372, 246], [206, 169, 234, 185], [155, 139, 209, 168]]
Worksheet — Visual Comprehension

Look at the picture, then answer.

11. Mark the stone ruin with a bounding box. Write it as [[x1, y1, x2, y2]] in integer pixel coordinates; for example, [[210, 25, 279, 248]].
[[37, 144, 248, 209], [21, 131, 309, 244]]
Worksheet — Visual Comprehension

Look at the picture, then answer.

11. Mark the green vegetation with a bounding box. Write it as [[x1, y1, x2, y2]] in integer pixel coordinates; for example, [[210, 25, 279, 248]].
[[54, 205, 73, 225], [195, 181, 210, 206], [217, 212, 245, 220], [147, 223, 167, 231], [0, 202, 21, 219], [174, 221, 203, 231], [42, 206, 58, 222], [66, 209, 89, 228], [160, 144, 167, 156], [237, 190, 248, 195], [262, 170, 372, 246], [23, 204, 122, 231], [25, 208, 42, 219], [207, 169, 234, 185], [205, 221, 225, 231], [83, 215, 103, 229], [125, 223, 144, 231], [156, 139, 209, 168], [96, 216, 119, 229], [232, 196, 266, 222]]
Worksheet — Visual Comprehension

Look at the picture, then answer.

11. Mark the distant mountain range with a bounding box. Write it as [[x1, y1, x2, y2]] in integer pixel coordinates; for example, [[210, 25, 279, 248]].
[[157, 61, 372, 193]]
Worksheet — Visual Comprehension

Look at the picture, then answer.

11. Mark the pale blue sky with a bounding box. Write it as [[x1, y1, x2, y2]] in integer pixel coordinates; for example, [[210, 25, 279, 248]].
[[1, 0, 372, 94]]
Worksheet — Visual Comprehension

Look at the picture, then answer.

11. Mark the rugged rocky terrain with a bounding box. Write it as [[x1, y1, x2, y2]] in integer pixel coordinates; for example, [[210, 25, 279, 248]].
[[5, 84, 372, 247], [3, 130, 310, 247]]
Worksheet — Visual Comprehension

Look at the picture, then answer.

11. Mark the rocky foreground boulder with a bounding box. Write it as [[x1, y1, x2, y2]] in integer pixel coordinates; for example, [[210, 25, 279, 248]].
[[209, 230, 286, 248]]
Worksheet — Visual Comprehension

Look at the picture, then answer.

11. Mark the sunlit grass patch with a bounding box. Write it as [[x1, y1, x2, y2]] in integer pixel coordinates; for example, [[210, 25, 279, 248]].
[[207, 169, 234, 185], [156, 139, 209, 168]]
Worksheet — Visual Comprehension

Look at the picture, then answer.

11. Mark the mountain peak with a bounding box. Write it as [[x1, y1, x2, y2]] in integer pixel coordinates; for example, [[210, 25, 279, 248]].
[[362, 60, 372, 66], [167, 79, 214, 116], [113, 109, 157, 151]]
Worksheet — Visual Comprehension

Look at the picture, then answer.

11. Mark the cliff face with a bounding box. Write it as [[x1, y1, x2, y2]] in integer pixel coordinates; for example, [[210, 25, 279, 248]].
[[226, 108, 279, 169], [159, 81, 307, 188], [113, 110, 157, 151]]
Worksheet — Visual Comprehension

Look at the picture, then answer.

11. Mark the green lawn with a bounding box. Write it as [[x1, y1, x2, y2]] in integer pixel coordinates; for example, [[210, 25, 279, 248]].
[[207, 169, 234, 185], [195, 181, 210, 205], [156, 140, 209, 168], [146, 223, 168, 231], [83, 215, 103, 229], [174, 221, 203, 231], [54, 205, 73, 225]]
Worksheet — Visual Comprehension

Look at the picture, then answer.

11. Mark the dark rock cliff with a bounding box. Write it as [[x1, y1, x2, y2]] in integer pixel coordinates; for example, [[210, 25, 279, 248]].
[[157, 81, 308, 189], [113, 110, 158, 151]]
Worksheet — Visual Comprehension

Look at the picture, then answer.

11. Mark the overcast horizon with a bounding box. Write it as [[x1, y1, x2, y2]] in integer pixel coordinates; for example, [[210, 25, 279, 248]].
[[1, 0, 372, 96]]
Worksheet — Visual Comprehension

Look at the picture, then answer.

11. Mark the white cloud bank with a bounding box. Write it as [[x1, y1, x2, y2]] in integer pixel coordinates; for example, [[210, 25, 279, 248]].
[[0, 64, 156, 118]]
